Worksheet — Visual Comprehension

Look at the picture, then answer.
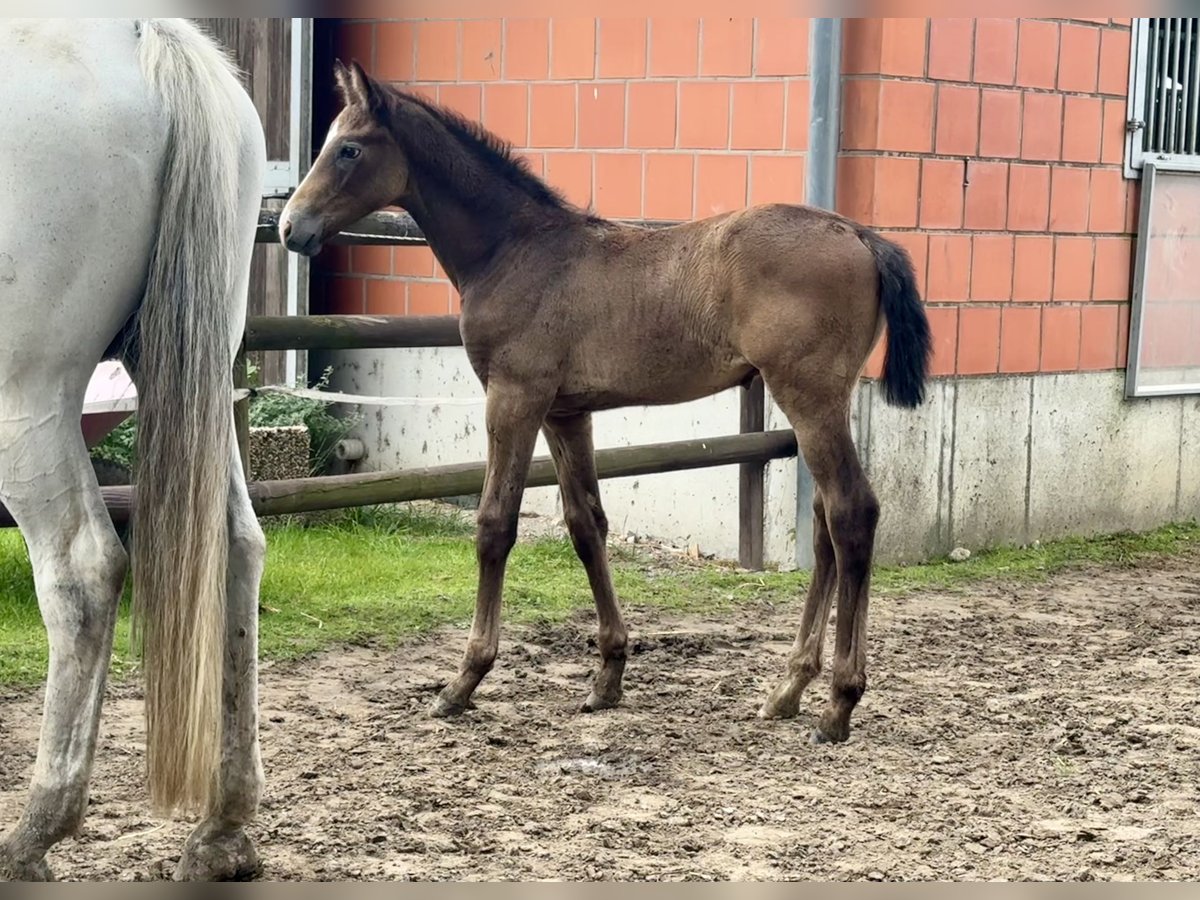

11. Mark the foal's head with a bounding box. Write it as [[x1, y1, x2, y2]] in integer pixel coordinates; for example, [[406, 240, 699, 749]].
[[280, 60, 407, 256]]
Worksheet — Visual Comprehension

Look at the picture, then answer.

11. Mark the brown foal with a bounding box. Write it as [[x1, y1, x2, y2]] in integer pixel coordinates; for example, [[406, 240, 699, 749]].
[[280, 62, 932, 743]]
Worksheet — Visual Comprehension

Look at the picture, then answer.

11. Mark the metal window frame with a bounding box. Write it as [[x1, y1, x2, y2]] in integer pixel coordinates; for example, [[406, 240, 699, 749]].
[[1124, 160, 1200, 398], [1126, 18, 1200, 178]]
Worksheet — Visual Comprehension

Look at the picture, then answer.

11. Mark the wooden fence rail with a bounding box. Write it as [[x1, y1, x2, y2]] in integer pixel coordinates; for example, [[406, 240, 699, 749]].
[[4, 430, 796, 530]]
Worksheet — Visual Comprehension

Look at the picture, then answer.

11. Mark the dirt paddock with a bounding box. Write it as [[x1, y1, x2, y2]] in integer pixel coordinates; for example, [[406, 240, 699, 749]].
[[2, 550, 1199, 881]]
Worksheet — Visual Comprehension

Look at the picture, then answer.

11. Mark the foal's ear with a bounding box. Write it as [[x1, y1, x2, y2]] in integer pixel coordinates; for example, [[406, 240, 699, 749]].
[[346, 60, 387, 117]]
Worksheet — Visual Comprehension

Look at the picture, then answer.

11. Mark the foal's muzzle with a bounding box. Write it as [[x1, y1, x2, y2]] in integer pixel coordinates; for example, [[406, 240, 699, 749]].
[[279, 210, 325, 257]]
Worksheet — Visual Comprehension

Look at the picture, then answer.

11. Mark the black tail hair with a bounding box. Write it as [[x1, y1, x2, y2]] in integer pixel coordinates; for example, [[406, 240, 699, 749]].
[[859, 229, 932, 408]]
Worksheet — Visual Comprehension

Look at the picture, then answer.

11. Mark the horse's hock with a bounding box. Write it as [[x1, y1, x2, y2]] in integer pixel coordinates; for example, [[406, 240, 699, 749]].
[[248, 426, 310, 482]]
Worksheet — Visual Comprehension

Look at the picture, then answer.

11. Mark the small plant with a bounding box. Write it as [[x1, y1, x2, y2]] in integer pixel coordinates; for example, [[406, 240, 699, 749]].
[[87, 363, 363, 478]]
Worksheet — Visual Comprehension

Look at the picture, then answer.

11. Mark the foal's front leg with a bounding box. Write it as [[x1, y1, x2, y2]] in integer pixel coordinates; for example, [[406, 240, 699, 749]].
[[431, 384, 549, 717]]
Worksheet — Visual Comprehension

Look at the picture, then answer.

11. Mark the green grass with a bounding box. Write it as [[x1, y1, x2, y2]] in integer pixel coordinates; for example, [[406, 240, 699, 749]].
[[0, 506, 1197, 687]]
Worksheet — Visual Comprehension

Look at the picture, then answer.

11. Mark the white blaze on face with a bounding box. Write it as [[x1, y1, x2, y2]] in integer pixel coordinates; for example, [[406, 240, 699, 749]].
[[320, 116, 342, 153]]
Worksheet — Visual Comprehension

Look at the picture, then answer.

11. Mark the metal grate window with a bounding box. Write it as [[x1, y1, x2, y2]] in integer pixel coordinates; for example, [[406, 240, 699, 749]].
[[1127, 18, 1200, 176]]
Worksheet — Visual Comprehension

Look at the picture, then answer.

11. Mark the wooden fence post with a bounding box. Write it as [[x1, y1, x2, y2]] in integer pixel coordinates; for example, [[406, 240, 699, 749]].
[[738, 375, 765, 570], [234, 343, 251, 478]]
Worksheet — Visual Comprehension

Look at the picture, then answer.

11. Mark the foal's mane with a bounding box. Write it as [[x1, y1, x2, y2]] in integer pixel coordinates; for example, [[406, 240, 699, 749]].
[[384, 86, 601, 222]]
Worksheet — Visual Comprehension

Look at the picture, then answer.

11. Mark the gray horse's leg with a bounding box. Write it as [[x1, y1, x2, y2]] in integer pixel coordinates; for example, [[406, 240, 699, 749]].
[[173, 437, 266, 882], [0, 407, 127, 882]]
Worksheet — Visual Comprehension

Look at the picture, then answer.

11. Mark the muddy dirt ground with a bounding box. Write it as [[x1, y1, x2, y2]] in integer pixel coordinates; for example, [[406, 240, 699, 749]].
[[2, 540, 1199, 881]]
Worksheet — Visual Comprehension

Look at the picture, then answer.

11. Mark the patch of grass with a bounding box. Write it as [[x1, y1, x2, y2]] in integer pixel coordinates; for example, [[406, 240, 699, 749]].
[[0, 512, 1196, 687]]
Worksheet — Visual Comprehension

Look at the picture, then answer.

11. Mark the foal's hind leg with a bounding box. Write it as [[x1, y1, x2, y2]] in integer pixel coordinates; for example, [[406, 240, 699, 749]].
[[431, 384, 550, 717], [542, 414, 628, 711], [759, 490, 837, 720], [174, 439, 266, 881], [760, 374, 880, 743], [0, 411, 127, 881]]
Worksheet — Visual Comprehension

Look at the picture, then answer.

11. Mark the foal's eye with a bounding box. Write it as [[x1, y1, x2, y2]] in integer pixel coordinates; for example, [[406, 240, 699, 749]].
[[338, 144, 362, 160]]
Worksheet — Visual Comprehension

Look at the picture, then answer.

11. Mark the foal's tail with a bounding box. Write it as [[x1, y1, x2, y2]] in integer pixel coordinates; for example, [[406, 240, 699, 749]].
[[130, 19, 246, 817], [860, 229, 933, 409]]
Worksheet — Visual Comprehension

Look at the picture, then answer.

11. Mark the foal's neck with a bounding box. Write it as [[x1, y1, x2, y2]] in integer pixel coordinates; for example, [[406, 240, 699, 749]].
[[389, 98, 581, 290]]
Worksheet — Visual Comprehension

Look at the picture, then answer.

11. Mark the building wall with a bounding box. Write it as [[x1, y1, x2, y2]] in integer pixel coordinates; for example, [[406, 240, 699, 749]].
[[310, 16, 1200, 566]]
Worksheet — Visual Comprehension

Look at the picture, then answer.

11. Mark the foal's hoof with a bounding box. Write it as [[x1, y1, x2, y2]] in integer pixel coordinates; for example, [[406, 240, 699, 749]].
[[758, 684, 801, 720], [809, 724, 850, 746], [428, 691, 473, 719], [0, 850, 54, 882], [580, 687, 622, 713], [173, 825, 261, 881]]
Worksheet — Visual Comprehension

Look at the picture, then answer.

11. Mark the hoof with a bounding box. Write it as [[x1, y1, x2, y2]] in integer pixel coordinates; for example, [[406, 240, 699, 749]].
[[0, 849, 54, 882], [429, 691, 473, 719], [173, 825, 260, 882], [758, 683, 801, 720], [810, 724, 850, 745], [580, 688, 622, 713]]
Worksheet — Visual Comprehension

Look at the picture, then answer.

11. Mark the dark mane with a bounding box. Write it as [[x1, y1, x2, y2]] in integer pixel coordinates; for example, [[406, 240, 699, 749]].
[[387, 87, 601, 222]]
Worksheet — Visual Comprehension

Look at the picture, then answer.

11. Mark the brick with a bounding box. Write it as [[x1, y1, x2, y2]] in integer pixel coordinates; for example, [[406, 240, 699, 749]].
[[1000, 305, 1042, 372], [1116, 303, 1131, 367], [628, 82, 677, 149], [1041, 306, 1082, 371], [1049, 165, 1090, 233], [964, 161, 1010, 230], [314, 244, 350, 275], [731, 81, 785, 150], [927, 234, 972, 302], [979, 89, 1022, 158], [408, 281, 451, 316], [1013, 235, 1054, 301], [1088, 167, 1127, 233], [750, 155, 805, 205], [1101, 98, 1127, 165], [504, 19, 550, 80], [415, 20, 458, 81], [755, 17, 808, 76], [329, 276, 365, 316], [578, 83, 625, 148], [551, 18, 596, 79], [594, 153, 643, 218], [919, 158, 966, 229], [519, 151, 545, 178], [1058, 24, 1100, 93], [1079, 304, 1120, 369], [879, 80, 935, 152], [530, 84, 576, 148], [880, 18, 929, 77], [438, 84, 482, 122], [483, 83, 529, 146], [957, 306, 1002, 375], [928, 19, 974, 81], [1098, 27, 1131, 96], [1061, 96, 1103, 164], [935, 85, 980, 156], [649, 18, 700, 77], [1021, 92, 1064, 161], [696, 154, 748, 216], [836, 155, 920, 227], [841, 80, 880, 150], [974, 18, 1018, 85], [644, 154, 694, 220], [394, 246, 435, 278], [785, 79, 810, 150], [1053, 236, 1095, 301], [1125, 178, 1141, 233], [352, 245, 392, 276], [375, 23, 413, 82], [1008, 164, 1051, 231], [1016, 20, 1059, 89], [700, 17, 753, 76], [598, 18, 647, 78], [679, 82, 730, 149], [544, 152, 592, 209], [970, 234, 1015, 301], [461, 20, 502, 81], [842, 19, 883, 75], [337, 22, 377, 74], [1093, 237, 1133, 301], [927, 307, 960, 376], [365, 278, 403, 316]]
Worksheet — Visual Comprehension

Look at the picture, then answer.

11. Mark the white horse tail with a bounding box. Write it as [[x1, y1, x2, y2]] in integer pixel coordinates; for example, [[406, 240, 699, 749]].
[[131, 18, 245, 817]]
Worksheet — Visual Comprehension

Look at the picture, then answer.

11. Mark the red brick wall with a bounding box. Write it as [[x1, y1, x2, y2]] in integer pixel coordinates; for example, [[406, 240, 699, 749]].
[[313, 17, 810, 319], [843, 17, 1136, 379], [314, 16, 1138, 381]]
